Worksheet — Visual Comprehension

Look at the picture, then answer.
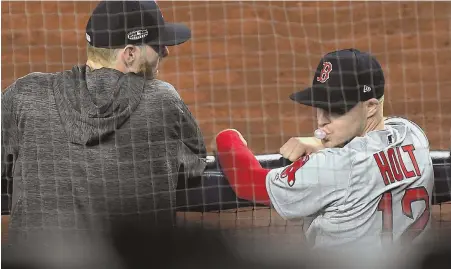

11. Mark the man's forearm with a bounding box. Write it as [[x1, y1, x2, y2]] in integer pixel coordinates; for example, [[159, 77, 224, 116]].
[[215, 130, 270, 205]]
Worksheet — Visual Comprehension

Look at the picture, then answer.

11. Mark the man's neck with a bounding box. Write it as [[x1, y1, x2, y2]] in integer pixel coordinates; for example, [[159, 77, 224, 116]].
[[364, 116, 385, 135], [86, 61, 120, 72]]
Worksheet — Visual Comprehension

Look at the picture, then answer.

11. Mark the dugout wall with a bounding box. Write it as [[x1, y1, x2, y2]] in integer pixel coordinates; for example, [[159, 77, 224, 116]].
[[2, 150, 450, 215]]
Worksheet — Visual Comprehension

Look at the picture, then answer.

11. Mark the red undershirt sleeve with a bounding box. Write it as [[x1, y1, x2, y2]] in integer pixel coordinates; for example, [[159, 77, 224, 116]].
[[215, 130, 271, 205]]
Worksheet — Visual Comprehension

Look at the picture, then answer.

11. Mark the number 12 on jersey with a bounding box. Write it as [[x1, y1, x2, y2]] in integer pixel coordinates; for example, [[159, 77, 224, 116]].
[[377, 186, 430, 243]]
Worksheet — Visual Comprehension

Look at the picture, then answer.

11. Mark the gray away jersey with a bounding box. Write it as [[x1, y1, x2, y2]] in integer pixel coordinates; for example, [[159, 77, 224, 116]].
[[266, 117, 434, 250]]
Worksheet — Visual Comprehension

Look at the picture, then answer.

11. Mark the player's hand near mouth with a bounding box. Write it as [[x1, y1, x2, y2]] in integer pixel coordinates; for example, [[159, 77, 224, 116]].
[[279, 137, 324, 162]]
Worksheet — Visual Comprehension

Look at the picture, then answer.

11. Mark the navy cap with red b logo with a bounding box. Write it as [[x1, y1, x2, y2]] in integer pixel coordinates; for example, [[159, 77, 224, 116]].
[[290, 48, 385, 114]]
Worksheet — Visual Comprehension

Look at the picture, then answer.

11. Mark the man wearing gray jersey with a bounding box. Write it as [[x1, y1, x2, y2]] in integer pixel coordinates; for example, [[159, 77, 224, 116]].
[[215, 49, 434, 251], [1, 1, 206, 245]]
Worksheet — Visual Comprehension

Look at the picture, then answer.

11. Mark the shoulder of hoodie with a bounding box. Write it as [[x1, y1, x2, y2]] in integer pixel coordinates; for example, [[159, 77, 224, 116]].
[[143, 79, 182, 101], [144, 79, 191, 117], [2, 71, 58, 108]]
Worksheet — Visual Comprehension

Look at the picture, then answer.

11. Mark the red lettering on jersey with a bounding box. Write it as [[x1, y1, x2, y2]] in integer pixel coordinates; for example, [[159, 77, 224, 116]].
[[396, 147, 415, 179], [280, 155, 310, 187], [316, 62, 333, 83], [401, 187, 430, 243], [402, 145, 421, 176], [378, 192, 393, 242], [378, 186, 430, 245], [373, 151, 395, 185], [387, 148, 403, 181], [375, 144, 420, 186]]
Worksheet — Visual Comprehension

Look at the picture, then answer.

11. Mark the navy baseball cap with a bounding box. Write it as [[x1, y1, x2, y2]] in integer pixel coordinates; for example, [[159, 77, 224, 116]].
[[85, 1, 191, 48], [290, 48, 385, 114]]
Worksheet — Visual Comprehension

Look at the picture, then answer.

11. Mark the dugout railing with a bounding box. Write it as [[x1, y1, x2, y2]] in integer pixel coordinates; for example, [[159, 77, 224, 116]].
[[174, 150, 451, 212], [1, 150, 450, 215]]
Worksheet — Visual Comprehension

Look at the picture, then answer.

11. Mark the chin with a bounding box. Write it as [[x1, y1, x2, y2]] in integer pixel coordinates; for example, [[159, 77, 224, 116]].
[[322, 140, 334, 148]]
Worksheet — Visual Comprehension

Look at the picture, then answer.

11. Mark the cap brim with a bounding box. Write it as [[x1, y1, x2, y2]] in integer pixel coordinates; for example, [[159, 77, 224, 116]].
[[289, 87, 336, 108], [289, 87, 316, 106], [289, 88, 356, 114], [147, 23, 191, 46]]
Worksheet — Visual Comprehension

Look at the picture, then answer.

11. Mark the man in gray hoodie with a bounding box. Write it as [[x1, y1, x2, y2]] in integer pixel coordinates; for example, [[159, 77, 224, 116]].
[[1, 0, 207, 245]]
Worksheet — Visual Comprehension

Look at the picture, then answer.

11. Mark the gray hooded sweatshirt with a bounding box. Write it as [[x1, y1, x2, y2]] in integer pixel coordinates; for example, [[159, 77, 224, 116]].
[[1, 65, 207, 244]]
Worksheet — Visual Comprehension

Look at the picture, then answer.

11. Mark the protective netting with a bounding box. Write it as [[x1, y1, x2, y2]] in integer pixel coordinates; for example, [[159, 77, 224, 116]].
[[1, 1, 450, 242]]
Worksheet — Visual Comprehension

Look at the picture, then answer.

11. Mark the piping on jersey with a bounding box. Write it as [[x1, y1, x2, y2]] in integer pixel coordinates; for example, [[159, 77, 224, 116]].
[[216, 130, 271, 205]]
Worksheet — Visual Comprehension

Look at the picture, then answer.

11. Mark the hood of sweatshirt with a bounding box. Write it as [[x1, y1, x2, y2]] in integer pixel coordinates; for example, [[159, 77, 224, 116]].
[[53, 65, 145, 145]]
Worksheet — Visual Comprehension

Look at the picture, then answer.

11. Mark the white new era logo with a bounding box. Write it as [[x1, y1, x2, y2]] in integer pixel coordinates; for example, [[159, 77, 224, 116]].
[[363, 85, 372, 93], [127, 29, 149, 40]]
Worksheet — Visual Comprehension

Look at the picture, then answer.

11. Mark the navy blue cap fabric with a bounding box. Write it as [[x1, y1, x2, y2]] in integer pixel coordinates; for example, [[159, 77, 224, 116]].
[[290, 48, 385, 114], [86, 1, 191, 48]]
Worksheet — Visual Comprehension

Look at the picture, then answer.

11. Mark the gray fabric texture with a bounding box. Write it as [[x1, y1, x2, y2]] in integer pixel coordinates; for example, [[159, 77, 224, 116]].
[[1, 65, 207, 244]]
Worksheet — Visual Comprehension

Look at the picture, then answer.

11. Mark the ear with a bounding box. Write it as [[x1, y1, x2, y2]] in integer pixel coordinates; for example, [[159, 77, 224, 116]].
[[121, 45, 138, 66], [365, 98, 380, 118]]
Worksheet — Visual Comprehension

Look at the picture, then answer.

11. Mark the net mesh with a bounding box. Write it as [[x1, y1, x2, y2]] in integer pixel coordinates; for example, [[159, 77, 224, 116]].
[[1, 0, 450, 243]]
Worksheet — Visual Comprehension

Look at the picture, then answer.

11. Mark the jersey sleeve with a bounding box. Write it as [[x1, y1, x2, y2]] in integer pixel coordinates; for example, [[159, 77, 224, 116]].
[[266, 149, 352, 220]]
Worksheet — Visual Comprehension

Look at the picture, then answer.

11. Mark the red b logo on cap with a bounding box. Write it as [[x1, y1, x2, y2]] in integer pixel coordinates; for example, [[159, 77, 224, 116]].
[[316, 62, 332, 83]]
